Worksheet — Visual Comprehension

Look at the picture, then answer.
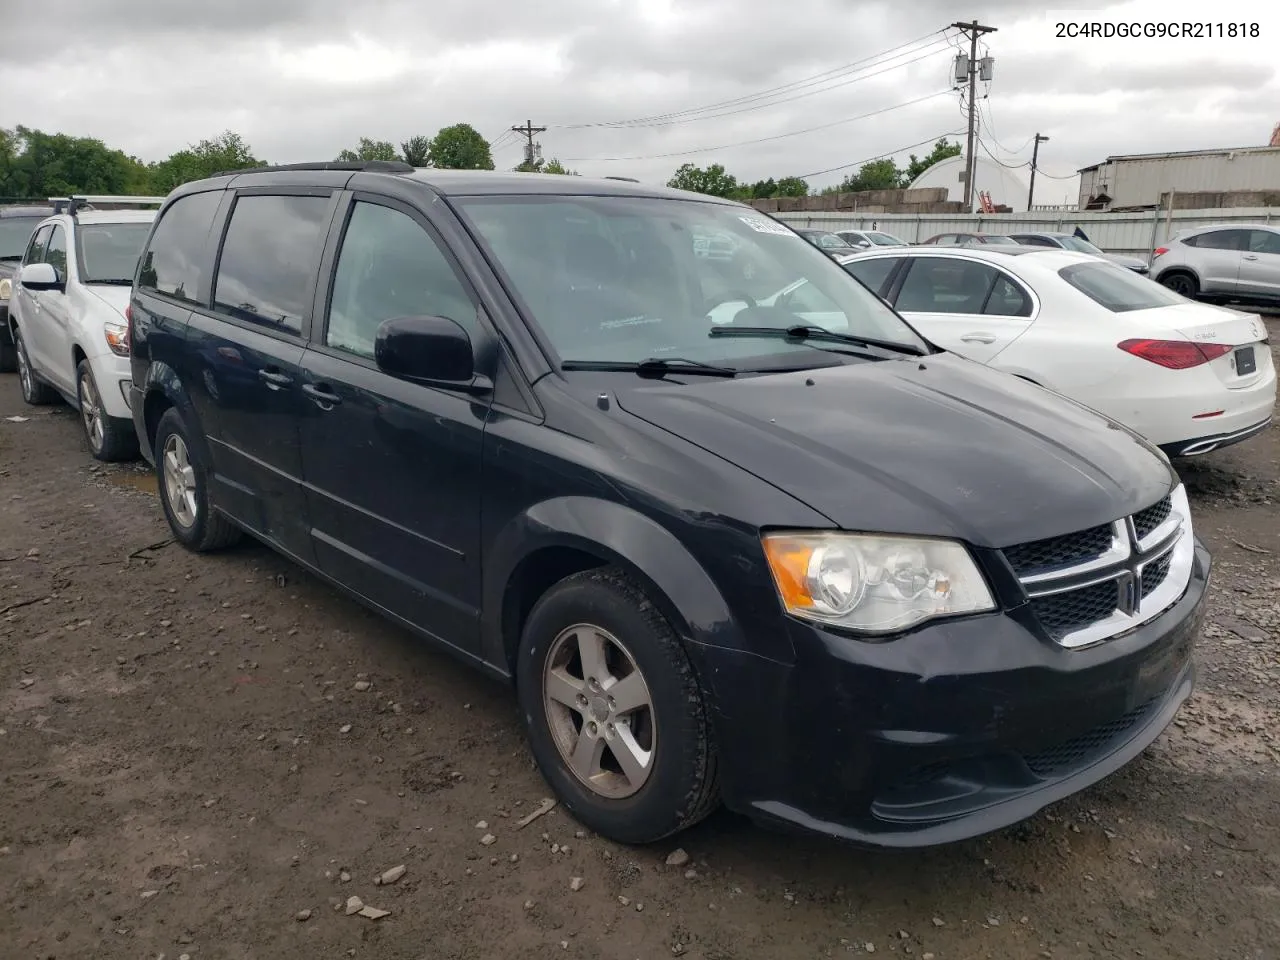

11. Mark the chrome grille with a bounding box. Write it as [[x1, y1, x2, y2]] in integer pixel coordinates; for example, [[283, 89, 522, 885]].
[[1004, 486, 1194, 649], [1003, 523, 1113, 578]]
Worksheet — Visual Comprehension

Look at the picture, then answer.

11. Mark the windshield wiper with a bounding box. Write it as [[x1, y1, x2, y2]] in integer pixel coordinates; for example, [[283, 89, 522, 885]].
[[709, 323, 927, 356], [85, 278, 134, 286], [561, 357, 738, 378], [0, 254, 23, 261]]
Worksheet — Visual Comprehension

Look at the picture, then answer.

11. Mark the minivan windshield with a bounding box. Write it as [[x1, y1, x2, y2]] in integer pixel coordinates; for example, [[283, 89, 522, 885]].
[[454, 195, 928, 368]]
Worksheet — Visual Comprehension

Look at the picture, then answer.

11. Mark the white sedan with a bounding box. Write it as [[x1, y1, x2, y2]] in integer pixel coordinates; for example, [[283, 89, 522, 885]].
[[836, 246, 1276, 457]]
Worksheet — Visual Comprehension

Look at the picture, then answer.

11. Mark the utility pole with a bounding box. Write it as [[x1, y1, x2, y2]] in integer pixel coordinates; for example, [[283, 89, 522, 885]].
[[511, 119, 547, 168], [951, 20, 998, 211], [1027, 133, 1050, 209]]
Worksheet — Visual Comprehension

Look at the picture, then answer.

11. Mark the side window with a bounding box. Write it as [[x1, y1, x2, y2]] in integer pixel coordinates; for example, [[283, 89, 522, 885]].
[[43, 225, 68, 281], [1194, 229, 1249, 251], [895, 257, 997, 314], [23, 225, 51, 266], [213, 194, 332, 336], [984, 274, 1032, 317], [1018, 236, 1056, 247], [138, 190, 222, 304], [1248, 230, 1280, 255], [326, 201, 475, 360], [842, 256, 899, 295]]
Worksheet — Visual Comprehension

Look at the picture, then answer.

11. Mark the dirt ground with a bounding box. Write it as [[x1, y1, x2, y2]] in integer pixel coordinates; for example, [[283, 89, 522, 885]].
[[3, 340, 1280, 960]]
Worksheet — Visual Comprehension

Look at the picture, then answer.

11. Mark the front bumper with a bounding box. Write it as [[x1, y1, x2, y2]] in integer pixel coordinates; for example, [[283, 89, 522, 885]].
[[689, 540, 1210, 848]]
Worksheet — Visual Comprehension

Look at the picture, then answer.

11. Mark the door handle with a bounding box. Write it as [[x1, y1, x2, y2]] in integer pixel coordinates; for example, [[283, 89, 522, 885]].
[[302, 382, 343, 408], [960, 332, 997, 344], [258, 368, 293, 389], [1244, 254, 1259, 261]]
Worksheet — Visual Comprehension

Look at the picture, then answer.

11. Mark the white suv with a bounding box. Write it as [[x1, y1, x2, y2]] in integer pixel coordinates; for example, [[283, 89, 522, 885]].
[[8, 196, 162, 460]]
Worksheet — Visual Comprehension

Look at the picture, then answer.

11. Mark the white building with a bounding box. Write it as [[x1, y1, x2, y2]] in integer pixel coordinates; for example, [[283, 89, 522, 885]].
[[908, 154, 1030, 213], [1077, 146, 1280, 211]]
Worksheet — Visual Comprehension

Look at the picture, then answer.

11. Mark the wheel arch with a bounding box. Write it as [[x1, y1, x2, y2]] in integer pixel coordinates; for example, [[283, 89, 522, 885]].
[[137, 361, 211, 464], [483, 497, 756, 680]]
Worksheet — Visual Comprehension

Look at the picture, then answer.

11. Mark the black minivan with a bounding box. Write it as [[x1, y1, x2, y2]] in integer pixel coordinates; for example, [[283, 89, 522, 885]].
[[126, 162, 1209, 847]]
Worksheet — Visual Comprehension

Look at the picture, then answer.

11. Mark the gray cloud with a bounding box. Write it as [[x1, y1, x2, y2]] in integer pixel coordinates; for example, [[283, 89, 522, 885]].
[[0, 0, 1271, 204]]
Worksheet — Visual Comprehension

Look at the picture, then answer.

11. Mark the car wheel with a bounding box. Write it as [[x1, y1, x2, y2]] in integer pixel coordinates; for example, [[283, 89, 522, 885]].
[[77, 359, 138, 462], [154, 407, 242, 552], [14, 328, 57, 405], [1160, 271, 1199, 298], [516, 567, 720, 844]]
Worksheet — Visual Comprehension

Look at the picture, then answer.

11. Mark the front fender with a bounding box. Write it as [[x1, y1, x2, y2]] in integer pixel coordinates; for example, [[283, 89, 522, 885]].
[[481, 496, 762, 670], [139, 360, 213, 467]]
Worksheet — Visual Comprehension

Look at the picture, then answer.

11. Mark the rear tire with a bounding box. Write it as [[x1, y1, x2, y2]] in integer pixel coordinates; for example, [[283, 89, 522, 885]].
[[153, 407, 242, 552], [515, 567, 720, 845], [14, 328, 57, 405], [77, 359, 139, 462], [1159, 271, 1199, 299]]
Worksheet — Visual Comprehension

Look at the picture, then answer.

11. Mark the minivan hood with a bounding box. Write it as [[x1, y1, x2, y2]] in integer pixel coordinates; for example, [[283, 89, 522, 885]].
[[612, 352, 1175, 548]]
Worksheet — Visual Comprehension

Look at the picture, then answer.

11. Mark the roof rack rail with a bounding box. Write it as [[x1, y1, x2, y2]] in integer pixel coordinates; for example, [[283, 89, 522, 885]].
[[62, 194, 166, 217], [208, 160, 415, 178], [48, 196, 72, 213], [604, 176, 640, 182]]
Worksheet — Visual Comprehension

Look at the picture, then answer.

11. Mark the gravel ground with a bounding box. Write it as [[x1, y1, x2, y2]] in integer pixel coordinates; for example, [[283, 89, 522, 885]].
[[2, 338, 1279, 960]]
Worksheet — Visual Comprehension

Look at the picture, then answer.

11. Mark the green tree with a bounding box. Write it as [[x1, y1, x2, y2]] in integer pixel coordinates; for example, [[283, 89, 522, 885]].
[[336, 137, 399, 163], [400, 135, 432, 166], [150, 131, 264, 193], [514, 156, 579, 175], [836, 158, 900, 193], [427, 124, 494, 170], [774, 176, 809, 197], [900, 138, 962, 186], [0, 125, 151, 197], [667, 162, 739, 198]]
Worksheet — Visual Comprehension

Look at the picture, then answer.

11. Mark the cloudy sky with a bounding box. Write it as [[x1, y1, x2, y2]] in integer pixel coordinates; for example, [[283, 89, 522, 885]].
[[3, 0, 1278, 205]]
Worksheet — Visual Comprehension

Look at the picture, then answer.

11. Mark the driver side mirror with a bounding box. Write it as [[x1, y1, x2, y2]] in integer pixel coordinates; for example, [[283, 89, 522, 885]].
[[19, 262, 62, 292], [374, 315, 491, 394]]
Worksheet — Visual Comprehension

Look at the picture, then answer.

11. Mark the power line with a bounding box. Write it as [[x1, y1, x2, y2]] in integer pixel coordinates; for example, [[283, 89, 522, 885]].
[[794, 130, 965, 181], [559, 31, 954, 130], [560, 90, 951, 163]]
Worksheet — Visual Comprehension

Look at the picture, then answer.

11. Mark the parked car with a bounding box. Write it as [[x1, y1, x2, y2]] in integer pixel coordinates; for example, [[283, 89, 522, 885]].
[[127, 162, 1208, 848], [1150, 224, 1280, 306], [0, 202, 57, 371], [835, 229, 909, 249], [1008, 231, 1149, 274], [792, 227, 856, 257], [8, 195, 162, 459], [920, 231, 1021, 247], [838, 245, 1275, 457]]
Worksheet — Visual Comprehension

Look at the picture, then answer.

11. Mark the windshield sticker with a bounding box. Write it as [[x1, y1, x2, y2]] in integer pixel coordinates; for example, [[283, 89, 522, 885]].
[[739, 216, 797, 237]]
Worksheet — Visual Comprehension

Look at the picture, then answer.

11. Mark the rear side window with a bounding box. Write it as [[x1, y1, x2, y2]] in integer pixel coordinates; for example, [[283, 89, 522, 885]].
[[213, 194, 332, 336], [1058, 261, 1186, 313], [842, 256, 899, 294], [1186, 229, 1248, 251], [138, 191, 221, 304]]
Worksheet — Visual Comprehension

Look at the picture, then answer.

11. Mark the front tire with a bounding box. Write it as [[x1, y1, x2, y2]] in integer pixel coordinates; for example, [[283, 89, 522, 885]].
[[77, 359, 138, 462], [154, 407, 242, 552], [516, 567, 720, 844], [14, 328, 57, 405]]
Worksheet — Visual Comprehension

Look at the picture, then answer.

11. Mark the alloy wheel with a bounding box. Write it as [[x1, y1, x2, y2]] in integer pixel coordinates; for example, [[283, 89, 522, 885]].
[[162, 433, 198, 529], [543, 623, 657, 799], [80, 370, 105, 452], [16, 338, 33, 400]]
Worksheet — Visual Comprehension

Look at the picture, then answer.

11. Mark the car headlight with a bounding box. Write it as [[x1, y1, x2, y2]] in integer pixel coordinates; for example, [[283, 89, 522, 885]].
[[0, 277, 10, 301], [761, 531, 995, 635], [103, 320, 129, 357]]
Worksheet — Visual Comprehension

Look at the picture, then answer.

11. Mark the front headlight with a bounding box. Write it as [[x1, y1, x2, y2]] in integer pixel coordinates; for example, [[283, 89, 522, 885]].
[[0, 277, 11, 301], [761, 531, 995, 635], [103, 320, 129, 357]]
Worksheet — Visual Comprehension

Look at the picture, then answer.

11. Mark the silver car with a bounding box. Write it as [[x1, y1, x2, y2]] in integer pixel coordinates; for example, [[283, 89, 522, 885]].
[[1150, 224, 1280, 305], [1007, 232, 1149, 274], [834, 229, 909, 249]]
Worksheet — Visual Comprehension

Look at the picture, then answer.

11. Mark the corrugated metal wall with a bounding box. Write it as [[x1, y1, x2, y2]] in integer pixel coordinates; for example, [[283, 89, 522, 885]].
[[774, 206, 1280, 259], [1084, 151, 1280, 209]]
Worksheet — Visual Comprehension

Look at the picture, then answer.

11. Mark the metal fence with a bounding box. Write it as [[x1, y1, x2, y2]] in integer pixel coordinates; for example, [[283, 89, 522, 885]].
[[773, 207, 1280, 261]]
